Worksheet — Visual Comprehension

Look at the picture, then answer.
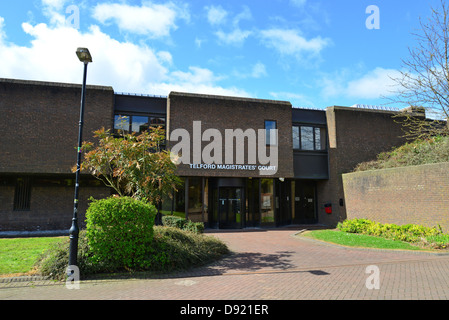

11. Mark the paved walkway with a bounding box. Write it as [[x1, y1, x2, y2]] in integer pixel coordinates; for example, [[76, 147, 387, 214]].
[[1, 227, 449, 301]]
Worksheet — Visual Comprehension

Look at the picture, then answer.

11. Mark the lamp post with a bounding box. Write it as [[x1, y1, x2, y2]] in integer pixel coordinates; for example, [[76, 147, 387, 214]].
[[69, 48, 92, 268]]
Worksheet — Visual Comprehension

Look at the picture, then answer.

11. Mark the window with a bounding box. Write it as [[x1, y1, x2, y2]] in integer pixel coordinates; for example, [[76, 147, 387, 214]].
[[131, 116, 149, 133], [292, 125, 327, 151], [150, 117, 165, 128], [114, 114, 166, 134], [265, 120, 277, 146], [292, 126, 300, 149], [14, 177, 31, 211], [301, 126, 314, 150], [114, 115, 130, 132]]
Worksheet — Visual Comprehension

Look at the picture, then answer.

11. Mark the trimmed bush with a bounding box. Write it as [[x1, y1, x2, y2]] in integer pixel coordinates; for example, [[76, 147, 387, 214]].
[[85, 196, 157, 270], [162, 215, 204, 234]]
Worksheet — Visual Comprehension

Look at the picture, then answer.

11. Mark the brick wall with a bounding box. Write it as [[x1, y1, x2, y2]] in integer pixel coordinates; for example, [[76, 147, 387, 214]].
[[342, 162, 449, 232], [168, 92, 294, 179], [317, 106, 408, 227], [0, 78, 115, 232], [0, 183, 111, 231], [0, 78, 114, 174]]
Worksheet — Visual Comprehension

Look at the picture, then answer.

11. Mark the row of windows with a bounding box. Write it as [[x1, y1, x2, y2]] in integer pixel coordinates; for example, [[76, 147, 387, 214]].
[[114, 115, 166, 134], [293, 126, 327, 151], [114, 115, 326, 151]]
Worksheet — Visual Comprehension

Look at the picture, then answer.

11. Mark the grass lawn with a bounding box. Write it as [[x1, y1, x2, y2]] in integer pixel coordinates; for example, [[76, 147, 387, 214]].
[[0, 237, 64, 276], [300, 229, 429, 251]]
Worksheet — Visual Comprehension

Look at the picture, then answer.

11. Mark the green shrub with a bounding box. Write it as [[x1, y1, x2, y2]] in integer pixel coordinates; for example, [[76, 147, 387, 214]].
[[337, 218, 374, 233], [147, 226, 229, 272], [337, 219, 446, 248], [162, 215, 204, 234], [354, 135, 449, 172], [37, 227, 229, 279], [36, 231, 106, 280], [162, 215, 186, 229], [85, 196, 157, 270]]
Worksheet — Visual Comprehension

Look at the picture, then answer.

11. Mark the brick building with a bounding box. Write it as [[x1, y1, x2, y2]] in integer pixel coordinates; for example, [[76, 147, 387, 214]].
[[0, 78, 416, 231]]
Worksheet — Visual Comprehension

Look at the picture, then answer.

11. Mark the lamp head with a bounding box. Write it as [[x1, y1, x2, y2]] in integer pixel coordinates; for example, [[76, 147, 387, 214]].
[[76, 47, 92, 64]]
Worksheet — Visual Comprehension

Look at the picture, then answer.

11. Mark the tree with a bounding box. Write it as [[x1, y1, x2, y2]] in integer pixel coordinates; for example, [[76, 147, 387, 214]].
[[76, 125, 182, 206], [388, 0, 449, 138]]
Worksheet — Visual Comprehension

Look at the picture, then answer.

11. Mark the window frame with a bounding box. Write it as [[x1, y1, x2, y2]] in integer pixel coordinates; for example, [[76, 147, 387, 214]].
[[292, 124, 327, 151], [264, 120, 278, 146], [114, 113, 166, 134]]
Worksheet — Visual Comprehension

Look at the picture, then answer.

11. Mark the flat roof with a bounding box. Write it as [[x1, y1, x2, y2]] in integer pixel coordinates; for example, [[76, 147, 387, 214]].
[[0, 77, 114, 91]]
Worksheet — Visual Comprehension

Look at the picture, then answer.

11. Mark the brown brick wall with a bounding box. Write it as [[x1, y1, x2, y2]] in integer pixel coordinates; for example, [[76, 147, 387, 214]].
[[0, 183, 111, 231], [0, 78, 115, 174], [342, 162, 449, 232], [317, 106, 408, 227], [168, 92, 294, 179]]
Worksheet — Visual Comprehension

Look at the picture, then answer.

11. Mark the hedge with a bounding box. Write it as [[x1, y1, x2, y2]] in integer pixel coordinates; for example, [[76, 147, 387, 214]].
[[162, 215, 204, 234], [337, 218, 442, 243]]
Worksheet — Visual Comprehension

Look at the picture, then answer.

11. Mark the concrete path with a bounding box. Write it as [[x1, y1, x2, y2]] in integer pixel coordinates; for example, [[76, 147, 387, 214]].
[[1, 228, 449, 301]]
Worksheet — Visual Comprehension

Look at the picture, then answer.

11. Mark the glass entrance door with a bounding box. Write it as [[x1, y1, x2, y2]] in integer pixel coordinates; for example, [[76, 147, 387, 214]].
[[218, 187, 244, 229]]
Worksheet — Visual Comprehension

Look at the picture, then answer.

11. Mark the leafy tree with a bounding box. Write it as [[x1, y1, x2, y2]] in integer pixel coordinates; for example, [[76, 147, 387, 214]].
[[388, 0, 449, 138], [76, 125, 181, 206]]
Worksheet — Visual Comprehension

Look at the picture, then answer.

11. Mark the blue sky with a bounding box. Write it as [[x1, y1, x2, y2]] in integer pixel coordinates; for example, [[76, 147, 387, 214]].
[[0, 0, 442, 109]]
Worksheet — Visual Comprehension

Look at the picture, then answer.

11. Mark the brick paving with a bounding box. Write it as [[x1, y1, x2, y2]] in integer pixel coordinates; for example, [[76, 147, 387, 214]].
[[1, 228, 449, 301]]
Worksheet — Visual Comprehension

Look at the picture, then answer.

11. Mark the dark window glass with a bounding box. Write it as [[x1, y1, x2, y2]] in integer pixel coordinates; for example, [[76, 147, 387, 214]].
[[292, 126, 300, 149], [150, 117, 166, 127], [300, 126, 314, 150], [132, 116, 149, 133], [292, 125, 327, 151], [14, 177, 31, 211], [315, 127, 327, 150], [265, 120, 277, 146], [114, 115, 130, 132]]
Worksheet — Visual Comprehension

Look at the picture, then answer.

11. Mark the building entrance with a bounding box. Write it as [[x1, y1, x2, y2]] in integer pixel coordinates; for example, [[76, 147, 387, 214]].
[[292, 181, 317, 224], [218, 187, 244, 229]]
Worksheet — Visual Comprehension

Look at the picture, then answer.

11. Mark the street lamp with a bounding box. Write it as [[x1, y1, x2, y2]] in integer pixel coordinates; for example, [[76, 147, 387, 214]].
[[69, 48, 92, 269]]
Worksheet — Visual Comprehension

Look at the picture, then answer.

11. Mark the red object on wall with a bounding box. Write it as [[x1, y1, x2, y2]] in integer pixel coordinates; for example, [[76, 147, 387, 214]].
[[324, 204, 332, 214]]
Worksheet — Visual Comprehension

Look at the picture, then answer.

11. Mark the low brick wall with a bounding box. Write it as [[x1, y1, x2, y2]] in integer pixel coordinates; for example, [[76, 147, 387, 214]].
[[342, 162, 449, 232]]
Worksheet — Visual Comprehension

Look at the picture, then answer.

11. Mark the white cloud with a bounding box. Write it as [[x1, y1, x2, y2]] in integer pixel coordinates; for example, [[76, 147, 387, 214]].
[[270, 91, 318, 109], [215, 28, 252, 46], [0, 16, 5, 40], [251, 62, 267, 78], [232, 5, 252, 26], [41, 0, 68, 10], [0, 22, 169, 93], [345, 68, 400, 98], [0, 12, 248, 99], [41, 0, 69, 26], [205, 5, 228, 26], [208, 5, 253, 46], [92, 2, 189, 38], [321, 67, 401, 100], [151, 66, 250, 97], [259, 28, 331, 61]]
